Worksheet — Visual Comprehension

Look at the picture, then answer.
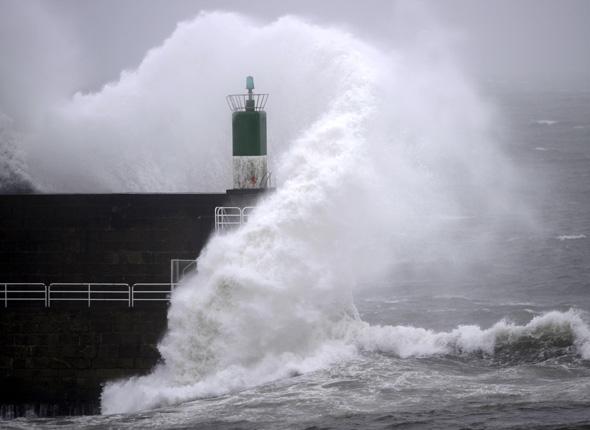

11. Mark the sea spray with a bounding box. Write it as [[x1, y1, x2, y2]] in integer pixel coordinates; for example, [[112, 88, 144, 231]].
[[24, 13, 360, 192], [88, 12, 575, 414], [101, 22, 379, 412]]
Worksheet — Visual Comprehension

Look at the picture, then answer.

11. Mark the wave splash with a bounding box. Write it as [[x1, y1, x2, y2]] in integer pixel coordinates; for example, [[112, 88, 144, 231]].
[[356, 309, 590, 361], [102, 303, 590, 414], [100, 12, 545, 414]]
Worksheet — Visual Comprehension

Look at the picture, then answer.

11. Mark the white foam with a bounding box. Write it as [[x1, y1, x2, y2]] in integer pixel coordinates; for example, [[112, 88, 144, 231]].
[[532, 119, 558, 125], [557, 234, 587, 241], [353, 309, 590, 359]]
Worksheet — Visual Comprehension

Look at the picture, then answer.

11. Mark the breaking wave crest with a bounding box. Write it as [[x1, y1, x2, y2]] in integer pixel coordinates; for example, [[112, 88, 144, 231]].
[[100, 12, 540, 414], [102, 304, 590, 414], [355, 309, 590, 361]]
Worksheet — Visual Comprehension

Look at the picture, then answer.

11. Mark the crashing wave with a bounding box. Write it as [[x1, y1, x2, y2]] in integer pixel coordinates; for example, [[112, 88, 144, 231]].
[[355, 309, 590, 362], [99, 11, 531, 414]]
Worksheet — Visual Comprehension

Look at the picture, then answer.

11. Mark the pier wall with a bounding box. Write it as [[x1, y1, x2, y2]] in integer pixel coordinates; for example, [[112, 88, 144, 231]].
[[0, 304, 167, 416], [0, 193, 231, 417], [0, 191, 270, 417], [0, 193, 226, 284]]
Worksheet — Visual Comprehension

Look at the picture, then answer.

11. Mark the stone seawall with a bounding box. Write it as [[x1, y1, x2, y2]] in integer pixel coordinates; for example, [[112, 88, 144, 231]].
[[0, 303, 168, 417]]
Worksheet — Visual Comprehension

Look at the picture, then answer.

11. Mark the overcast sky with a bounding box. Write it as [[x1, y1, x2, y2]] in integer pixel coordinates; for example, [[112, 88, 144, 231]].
[[1, 0, 589, 124]]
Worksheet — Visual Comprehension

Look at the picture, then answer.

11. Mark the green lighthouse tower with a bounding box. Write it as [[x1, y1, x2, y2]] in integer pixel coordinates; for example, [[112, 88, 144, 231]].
[[226, 76, 269, 189]]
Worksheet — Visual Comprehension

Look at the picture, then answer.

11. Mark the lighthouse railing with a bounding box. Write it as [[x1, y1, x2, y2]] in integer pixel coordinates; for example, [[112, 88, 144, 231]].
[[226, 94, 268, 112]]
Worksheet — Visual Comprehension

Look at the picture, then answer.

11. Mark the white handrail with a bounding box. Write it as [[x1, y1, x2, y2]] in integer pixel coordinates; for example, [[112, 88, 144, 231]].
[[2, 283, 47, 308], [214, 206, 255, 231], [241, 206, 255, 224], [131, 283, 173, 306], [48, 283, 131, 307], [215, 206, 242, 231], [170, 259, 197, 288], [1, 282, 178, 308]]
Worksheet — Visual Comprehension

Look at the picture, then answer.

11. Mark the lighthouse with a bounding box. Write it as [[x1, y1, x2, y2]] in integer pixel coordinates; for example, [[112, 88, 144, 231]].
[[226, 76, 269, 189]]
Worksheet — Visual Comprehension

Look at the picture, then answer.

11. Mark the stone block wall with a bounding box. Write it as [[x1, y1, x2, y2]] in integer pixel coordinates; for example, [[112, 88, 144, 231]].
[[0, 193, 226, 284], [0, 191, 269, 418], [0, 303, 168, 417]]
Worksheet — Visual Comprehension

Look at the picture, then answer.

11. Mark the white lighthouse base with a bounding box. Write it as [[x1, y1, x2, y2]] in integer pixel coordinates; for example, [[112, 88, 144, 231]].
[[233, 156, 268, 189]]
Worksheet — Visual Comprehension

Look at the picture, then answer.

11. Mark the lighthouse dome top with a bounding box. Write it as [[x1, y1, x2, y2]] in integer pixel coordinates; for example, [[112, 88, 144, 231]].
[[226, 76, 268, 112]]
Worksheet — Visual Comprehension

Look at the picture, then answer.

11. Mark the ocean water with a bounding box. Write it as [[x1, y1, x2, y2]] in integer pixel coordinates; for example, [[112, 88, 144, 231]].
[[3, 13, 590, 430]]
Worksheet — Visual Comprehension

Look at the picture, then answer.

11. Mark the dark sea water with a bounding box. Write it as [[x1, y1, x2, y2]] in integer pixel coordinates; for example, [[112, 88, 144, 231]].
[[3, 87, 590, 429]]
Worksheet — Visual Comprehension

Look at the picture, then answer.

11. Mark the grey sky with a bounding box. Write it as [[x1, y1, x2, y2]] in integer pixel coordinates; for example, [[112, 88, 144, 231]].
[[1, 0, 589, 125]]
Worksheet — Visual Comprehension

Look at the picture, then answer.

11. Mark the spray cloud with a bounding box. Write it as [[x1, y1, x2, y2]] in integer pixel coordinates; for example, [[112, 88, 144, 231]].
[[85, 12, 560, 414]]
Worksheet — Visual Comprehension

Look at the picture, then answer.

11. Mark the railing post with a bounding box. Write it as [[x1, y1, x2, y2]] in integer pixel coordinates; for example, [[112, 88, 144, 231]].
[[87, 284, 91, 308], [170, 260, 174, 291], [48, 284, 51, 308], [3, 283, 6, 308], [44, 284, 48, 308], [130, 285, 134, 308]]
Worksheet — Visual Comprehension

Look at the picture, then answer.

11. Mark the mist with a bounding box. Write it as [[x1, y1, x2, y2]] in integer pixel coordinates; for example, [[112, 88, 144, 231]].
[[0, 0, 540, 289], [96, 11, 535, 412], [0, 0, 586, 193], [1, 0, 588, 124]]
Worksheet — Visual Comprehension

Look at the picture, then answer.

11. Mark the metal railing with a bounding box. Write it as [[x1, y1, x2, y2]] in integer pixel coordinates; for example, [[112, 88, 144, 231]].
[[1, 282, 176, 308], [132, 283, 172, 304], [170, 259, 197, 288], [226, 93, 268, 112], [214, 206, 255, 232], [48, 283, 131, 307], [259, 170, 272, 188], [241, 206, 255, 224], [2, 283, 47, 307], [215, 206, 242, 231]]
